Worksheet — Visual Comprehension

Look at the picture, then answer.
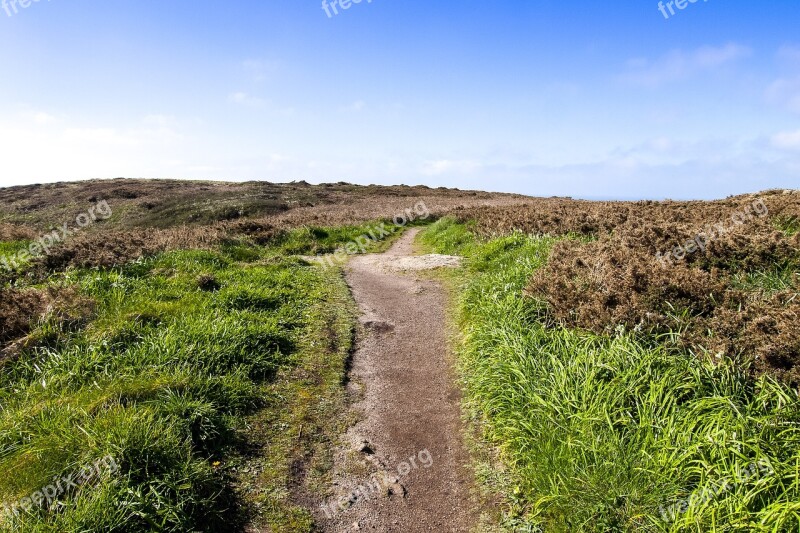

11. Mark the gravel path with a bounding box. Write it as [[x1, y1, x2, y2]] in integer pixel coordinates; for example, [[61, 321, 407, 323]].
[[319, 228, 478, 532]]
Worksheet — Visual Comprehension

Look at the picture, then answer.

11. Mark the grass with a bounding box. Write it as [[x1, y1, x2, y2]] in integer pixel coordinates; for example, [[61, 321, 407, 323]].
[[0, 241, 33, 272], [774, 216, 799, 237], [0, 222, 400, 532], [729, 264, 799, 296], [421, 218, 800, 532], [272, 221, 406, 256]]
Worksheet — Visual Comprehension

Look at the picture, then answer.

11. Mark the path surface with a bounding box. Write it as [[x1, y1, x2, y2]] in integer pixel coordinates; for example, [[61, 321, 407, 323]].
[[320, 228, 478, 532]]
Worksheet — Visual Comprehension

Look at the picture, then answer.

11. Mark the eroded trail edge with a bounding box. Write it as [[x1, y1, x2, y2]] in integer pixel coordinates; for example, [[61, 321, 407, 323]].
[[320, 228, 478, 532]]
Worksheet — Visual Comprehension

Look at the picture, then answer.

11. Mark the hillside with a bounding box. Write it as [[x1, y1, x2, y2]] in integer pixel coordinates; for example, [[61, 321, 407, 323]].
[[0, 178, 520, 231], [0, 180, 798, 532]]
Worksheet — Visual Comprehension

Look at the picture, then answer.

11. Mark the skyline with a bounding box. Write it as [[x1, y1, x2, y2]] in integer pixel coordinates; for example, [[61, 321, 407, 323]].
[[0, 1, 798, 199]]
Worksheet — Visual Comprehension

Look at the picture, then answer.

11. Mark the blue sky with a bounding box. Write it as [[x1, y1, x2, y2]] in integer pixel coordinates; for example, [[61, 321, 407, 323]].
[[0, 0, 798, 199]]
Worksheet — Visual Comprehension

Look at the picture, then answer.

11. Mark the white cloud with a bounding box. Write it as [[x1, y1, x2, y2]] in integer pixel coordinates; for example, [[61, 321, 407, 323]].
[[420, 159, 480, 176], [692, 44, 751, 68], [621, 43, 752, 87], [772, 130, 800, 151], [408, 156, 799, 200], [766, 78, 800, 113], [607, 136, 741, 167], [14, 108, 59, 125], [142, 114, 176, 127], [339, 100, 366, 112], [242, 59, 277, 82], [0, 111, 196, 186], [766, 46, 800, 113], [778, 45, 800, 64], [62, 127, 140, 146], [58, 115, 184, 147], [33, 112, 56, 125], [0, 110, 794, 200], [227, 92, 294, 116], [228, 91, 266, 108]]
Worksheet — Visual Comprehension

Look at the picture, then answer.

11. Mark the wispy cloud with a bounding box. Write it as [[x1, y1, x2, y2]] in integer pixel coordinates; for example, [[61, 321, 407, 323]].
[[227, 92, 295, 115], [766, 79, 800, 113], [620, 43, 752, 87], [772, 130, 800, 151], [142, 114, 176, 127], [339, 100, 366, 112], [14, 106, 59, 126], [420, 159, 480, 176], [32, 111, 56, 125], [778, 45, 800, 64], [766, 45, 800, 113], [0, 111, 193, 185], [242, 59, 278, 82], [228, 91, 266, 108]]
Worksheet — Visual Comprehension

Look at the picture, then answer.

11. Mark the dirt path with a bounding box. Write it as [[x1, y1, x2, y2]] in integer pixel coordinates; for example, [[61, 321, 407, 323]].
[[319, 228, 478, 532]]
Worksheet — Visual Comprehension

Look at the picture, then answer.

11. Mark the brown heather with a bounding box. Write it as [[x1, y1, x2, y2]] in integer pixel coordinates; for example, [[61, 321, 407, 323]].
[[30, 192, 525, 271], [3, 179, 798, 382], [500, 190, 800, 384], [0, 287, 47, 344], [458, 190, 799, 238], [0, 286, 94, 362], [0, 223, 36, 241], [0, 180, 525, 353], [0, 178, 525, 231]]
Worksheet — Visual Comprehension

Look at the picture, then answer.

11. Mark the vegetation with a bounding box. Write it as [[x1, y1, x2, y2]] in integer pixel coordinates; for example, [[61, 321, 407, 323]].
[[0, 178, 518, 232], [0, 180, 517, 279], [422, 218, 800, 532], [455, 191, 800, 385], [0, 222, 403, 532], [2, 179, 798, 531], [0, 178, 517, 530]]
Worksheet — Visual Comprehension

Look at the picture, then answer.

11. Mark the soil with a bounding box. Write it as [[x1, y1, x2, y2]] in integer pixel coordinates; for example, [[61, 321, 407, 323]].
[[319, 228, 478, 532]]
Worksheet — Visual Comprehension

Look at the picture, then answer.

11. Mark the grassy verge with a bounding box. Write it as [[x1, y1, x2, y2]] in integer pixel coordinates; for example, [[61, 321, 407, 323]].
[[231, 260, 358, 532], [0, 222, 399, 532], [421, 218, 800, 532], [272, 221, 408, 256]]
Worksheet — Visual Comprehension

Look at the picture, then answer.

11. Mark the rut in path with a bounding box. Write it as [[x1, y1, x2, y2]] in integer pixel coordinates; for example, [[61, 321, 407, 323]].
[[320, 228, 478, 532]]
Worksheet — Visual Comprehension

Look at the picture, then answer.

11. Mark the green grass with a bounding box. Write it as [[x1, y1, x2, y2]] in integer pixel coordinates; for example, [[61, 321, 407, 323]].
[[0, 221, 400, 531], [774, 216, 799, 237], [0, 241, 33, 273], [422, 218, 800, 532], [729, 264, 799, 295], [273, 221, 405, 256]]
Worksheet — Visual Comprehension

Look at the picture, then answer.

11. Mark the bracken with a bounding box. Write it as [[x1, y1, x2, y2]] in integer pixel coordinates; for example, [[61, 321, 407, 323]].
[[520, 191, 800, 384]]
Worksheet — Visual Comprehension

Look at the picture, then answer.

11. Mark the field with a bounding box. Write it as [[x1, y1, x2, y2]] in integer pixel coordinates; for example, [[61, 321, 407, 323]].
[[1, 179, 799, 531], [420, 190, 800, 531], [0, 180, 518, 532], [454, 191, 800, 384]]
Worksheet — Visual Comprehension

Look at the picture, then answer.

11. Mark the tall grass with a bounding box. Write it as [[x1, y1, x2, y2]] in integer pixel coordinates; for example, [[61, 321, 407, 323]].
[[0, 221, 386, 531], [273, 222, 404, 256], [423, 218, 800, 532], [774, 215, 799, 237], [0, 241, 32, 272]]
